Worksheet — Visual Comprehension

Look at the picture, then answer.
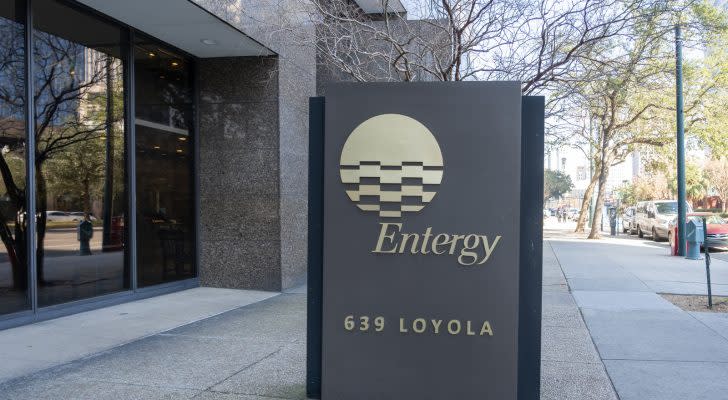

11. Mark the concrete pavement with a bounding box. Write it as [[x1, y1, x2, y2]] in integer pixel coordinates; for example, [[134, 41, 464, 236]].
[[712, 251, 728, 263], [1, 220, 726, 399], [541, 241, 618, 400], [0, 246, 619, 400], [548, 220, 728, 400], [0, 288, 277, 383], [0, 289, 306, 400]]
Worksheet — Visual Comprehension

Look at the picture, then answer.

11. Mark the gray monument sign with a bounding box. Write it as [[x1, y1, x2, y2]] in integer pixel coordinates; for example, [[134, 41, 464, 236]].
[[320, 82, 525, 399]]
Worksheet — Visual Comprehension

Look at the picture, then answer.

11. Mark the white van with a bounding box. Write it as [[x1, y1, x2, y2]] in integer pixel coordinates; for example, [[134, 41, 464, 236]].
[[634, 200, 693, 241]]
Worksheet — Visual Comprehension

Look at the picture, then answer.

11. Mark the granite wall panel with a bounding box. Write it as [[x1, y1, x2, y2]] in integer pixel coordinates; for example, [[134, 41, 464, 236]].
[[189, 0, 316, 290], [198, 56, 283, 291], [193, 0, 316, 290], [278, 28, 315, 289]]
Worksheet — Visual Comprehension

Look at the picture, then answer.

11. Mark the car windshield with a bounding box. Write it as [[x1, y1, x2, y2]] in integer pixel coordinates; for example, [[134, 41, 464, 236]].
[[656, 202, 678, 214], [689, 216, 726, 224], [707, 216, 726, 224]]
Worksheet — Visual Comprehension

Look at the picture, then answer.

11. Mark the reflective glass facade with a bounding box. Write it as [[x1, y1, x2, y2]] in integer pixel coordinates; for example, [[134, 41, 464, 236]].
[[33, 0, 129, 307], [134, 35, 195, 287], [0, 0, 197, 320], [0, 0, 29, 315]]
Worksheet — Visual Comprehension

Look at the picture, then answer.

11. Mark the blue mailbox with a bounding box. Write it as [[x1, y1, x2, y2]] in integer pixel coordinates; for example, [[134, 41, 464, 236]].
[[685, 219, 704, 260]]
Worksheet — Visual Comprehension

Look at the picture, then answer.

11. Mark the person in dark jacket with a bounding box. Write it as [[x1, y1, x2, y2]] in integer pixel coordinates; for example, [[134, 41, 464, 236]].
[[78, 213, 93, 256]]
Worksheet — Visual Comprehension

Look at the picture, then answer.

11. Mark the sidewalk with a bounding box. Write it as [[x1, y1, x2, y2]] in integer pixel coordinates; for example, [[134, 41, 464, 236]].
[[3, 223, 724, 399], [0, 251, 617, 400], [541, 241, 618, 400], [0, 289, 308, 400], [548, 220, 728, 400], [0, 288, 278, 383]]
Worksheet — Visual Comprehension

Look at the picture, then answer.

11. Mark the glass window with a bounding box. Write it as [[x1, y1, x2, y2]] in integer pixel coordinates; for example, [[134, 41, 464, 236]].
[[576, 166, 586, 181], [134, 36, 195, 287], [33, 0, 128, 307], [0, 0, 29, 316], [656, 202, 678, 215]]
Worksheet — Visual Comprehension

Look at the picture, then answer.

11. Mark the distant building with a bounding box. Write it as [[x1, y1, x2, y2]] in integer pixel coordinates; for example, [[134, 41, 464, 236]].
[[545, 146, 641, 201]]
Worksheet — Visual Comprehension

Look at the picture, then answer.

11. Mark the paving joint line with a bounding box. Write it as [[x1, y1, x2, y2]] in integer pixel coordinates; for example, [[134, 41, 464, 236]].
[[201, 389, 298, 399], [602, 358, 728, 364], [193, 345, 287, 397], [682, 310, 728, 346], [82, 378, 203, 392]]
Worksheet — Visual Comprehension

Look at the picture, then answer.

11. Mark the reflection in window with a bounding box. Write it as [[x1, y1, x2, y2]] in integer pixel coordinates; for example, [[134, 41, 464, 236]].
[[0, 0, 29, 316], [135, 37, 195, 287], [33, 0, 128, 307]]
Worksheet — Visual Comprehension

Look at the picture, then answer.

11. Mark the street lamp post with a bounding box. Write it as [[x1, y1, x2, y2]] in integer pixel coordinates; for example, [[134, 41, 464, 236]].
[[675, 23, 687, 256]]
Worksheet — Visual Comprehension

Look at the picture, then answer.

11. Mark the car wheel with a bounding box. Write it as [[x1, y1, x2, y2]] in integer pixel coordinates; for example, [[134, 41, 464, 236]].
[[637, 226, 644, 238]]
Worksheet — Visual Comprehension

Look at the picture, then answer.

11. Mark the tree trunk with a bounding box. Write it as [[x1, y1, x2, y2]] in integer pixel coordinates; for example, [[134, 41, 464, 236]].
[[0, 153, 27, 289], [1, 218, 24, 290], [589, 158, 611, 239], [575, 172, 600, 233], [83, 177, 91, 212], [102, 57, 114, 252], [13, 209, 27, 288], [36, 163, 47, 285]]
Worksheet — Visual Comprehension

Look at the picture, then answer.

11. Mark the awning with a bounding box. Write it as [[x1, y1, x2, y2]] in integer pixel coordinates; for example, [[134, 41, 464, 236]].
[[354, 0, 406, 14], [76, 0, 274, 57]]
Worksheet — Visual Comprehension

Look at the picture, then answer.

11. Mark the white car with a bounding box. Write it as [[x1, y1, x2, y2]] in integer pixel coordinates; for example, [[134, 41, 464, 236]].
[[634, 200, 693, 241], [69, 212, 97, 221], [45, 211, 75, 222]]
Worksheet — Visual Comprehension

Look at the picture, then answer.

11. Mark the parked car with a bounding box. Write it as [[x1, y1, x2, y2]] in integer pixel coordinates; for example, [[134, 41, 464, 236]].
[[567, 208, 579, 221], [45, 211, 75, 222], [668, 213, 728, 254], [621, 206, 636, 234], [634, 200, 693, 241], [69, 212, 97, 222]]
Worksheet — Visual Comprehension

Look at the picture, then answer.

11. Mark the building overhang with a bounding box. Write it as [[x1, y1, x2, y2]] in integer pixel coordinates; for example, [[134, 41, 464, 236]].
[[354, 0, 407, 14], [76, 0, 274, 57]]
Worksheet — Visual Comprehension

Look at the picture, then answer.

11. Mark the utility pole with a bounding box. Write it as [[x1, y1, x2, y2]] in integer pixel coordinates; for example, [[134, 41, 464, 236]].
[[675, 24, 687, 256]]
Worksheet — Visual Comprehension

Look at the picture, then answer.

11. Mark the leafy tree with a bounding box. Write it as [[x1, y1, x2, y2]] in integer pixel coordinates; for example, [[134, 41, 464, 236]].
[[688, 1, 728, 156], [667, 161, 708, 203], [45, 137, 106, 213], [0, 27, 122, 288], [705, 157, 728, 213], [543, 169, 574, 201], [566, 11, 676, 238], [618, 172, 673, 205]]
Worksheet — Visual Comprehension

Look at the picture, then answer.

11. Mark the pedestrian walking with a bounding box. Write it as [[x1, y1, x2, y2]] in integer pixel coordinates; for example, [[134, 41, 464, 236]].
[[78, 213, 93, 256]]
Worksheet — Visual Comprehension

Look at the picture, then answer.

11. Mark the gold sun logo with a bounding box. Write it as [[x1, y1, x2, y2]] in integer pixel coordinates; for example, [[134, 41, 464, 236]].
[[339, 114, 444, 218]]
